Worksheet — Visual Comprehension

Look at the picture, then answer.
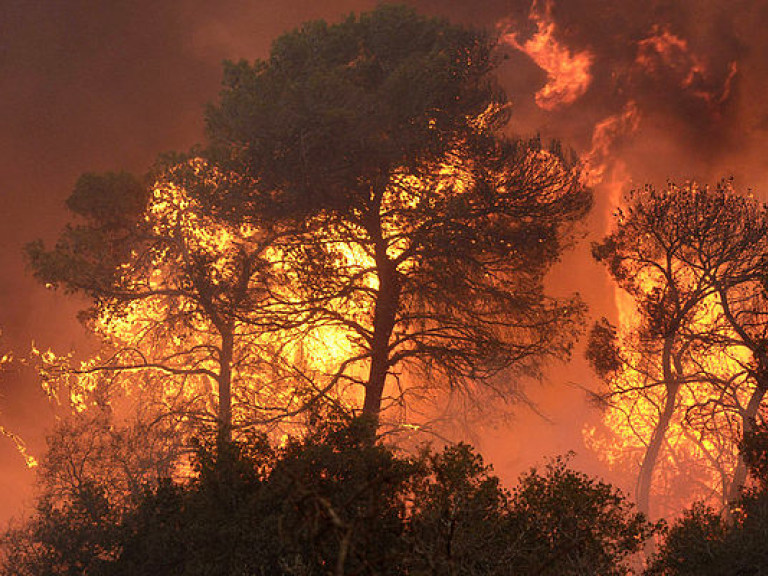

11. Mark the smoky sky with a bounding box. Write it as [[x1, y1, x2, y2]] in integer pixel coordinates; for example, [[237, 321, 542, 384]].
[[1, 0, 767, 521]]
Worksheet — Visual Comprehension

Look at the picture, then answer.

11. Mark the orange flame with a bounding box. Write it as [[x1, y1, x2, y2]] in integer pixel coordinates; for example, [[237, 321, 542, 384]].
[[636, 26, 738, 106], [582, 101, 641, 188], [585, 289, 753, 516], [500, 0, 594, 110]]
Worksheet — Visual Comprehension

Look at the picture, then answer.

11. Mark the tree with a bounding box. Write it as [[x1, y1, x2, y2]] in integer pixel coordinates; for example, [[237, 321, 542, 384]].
[[27, 163, 325, 444], [2, 418, 656, 575], [647, 422, 768, 575], [1, 482, 122, 576], [591, 181, 768, 515], [505, 456, 658, 575], [407, 450, 657, 576], [205, 4, 591, 427], [0, 403, 187, 576]]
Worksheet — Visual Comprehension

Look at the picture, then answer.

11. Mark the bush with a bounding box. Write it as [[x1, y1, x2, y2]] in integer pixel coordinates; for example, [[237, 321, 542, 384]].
[[2, 420, 655, 575], [648, 422, 768, 575]]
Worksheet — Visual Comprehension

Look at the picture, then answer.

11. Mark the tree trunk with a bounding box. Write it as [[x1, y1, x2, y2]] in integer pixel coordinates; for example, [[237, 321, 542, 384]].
[[362, 264, 399, 424], [218, 330, 234, 445], [636, 381, 679, 516], [636, 336, 680, 516], [361, 178, 400, 428], [728, 385, 767, 503]]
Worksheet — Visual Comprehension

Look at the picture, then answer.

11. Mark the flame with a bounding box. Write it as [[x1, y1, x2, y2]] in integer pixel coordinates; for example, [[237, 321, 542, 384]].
[[500, 0, 594, 110], [636, 26, 737, 106], [585, 324, 751, 515], [0, 339, 37, 468], [582, 102, 640, 187], [587, 213, 758, 515]]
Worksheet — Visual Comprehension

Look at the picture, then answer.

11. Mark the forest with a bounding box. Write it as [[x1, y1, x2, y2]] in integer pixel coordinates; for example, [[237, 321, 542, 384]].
[[1, 3, 767, 574]]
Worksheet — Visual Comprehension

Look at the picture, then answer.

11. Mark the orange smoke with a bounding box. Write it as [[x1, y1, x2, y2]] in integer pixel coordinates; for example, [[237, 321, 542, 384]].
[[582, 102, 641, 188], [500, 0, 593, 111], [636, 26, 737, 107]]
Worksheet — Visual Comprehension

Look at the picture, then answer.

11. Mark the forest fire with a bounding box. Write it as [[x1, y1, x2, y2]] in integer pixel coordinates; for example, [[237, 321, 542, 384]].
[[502, 0, 752, 520], [586, 181, 768, 520], [32, 164, 370, 436], [498, 0, 752, 515], [3, 0, 768, 573]]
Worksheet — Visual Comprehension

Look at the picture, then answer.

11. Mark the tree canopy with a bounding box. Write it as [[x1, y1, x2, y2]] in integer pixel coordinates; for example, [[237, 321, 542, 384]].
[[28, 5, 590, 439], [590, 181, 768, 515], [204, 4, 592, 425]]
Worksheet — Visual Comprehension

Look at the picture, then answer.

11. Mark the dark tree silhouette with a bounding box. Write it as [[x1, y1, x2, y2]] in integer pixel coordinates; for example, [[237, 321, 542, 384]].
[[592, 181, 768, 515], [205, 4, 591, 427], [1, 420, 656, 576]]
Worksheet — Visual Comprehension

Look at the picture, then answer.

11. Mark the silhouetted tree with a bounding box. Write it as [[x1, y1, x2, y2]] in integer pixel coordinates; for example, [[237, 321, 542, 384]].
[[592, 181, 768, 515], [408, 451, 657, 575], [205, 4, 591, 426], [648, 421, 768, 575], [2, 481, 123, 576]]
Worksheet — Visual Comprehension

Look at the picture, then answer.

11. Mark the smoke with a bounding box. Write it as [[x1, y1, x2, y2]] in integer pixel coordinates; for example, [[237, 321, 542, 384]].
[[456, 0, 768, 505]]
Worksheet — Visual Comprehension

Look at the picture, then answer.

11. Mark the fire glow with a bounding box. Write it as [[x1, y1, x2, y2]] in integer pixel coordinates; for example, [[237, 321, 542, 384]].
[[2, 0, 762, 527], [500, 0, 594, 111]]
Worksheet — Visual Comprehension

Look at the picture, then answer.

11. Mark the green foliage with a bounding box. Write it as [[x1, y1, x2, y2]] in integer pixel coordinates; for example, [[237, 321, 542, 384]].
[[648, 496, 768, 575], [26, 172, 147, 296], [741, 419, 768, 491], [1, 482, 123, 576], [586, 317, 622, 379], [507, 456, 659, 575], [65, 172, 148, 227], [406, 443, 514, 574]]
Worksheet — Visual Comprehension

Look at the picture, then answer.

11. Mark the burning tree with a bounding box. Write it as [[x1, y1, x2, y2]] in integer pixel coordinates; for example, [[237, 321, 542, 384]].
[[204, 4, 591, 428], [26, 164, 322, 445], [590, 181, 768, 516], [29, 6, 590, 444]]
